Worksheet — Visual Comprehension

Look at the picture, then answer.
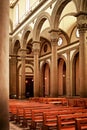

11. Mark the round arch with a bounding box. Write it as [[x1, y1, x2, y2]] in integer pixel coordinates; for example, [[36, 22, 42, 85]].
[[13, 40, 20, 55], [41, 60, 51, 71], [58, 57, 66, 96], [51, 0, 77, 29], [40, 61, 50, 97], [12, 36, 21, 54], [21, 25, 32, 48], [33, 12, 51, 41], [58, 54, 67, 64], [71, 49, 79, 69], [71, 49, 79, 96], [70, 24, 77, 41], [25, 64, 34, 74], [58, 28, 70, 44], [16, 61, 34, 99]]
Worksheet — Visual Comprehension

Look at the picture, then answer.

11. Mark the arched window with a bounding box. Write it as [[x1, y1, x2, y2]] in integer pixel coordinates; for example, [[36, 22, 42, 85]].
[[58, 37, 63, 46], [76, 29, 80, 38]]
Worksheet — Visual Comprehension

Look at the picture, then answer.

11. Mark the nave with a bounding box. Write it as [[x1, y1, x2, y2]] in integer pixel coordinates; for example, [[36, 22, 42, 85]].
[[9, 97, 87, 130]]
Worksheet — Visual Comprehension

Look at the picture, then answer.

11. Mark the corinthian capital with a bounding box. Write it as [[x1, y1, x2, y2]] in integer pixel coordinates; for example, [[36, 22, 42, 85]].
[[49, 29, 59, 45], [32, 41, 41, 54], [77, 23, 87, 32], [76, 12, 87, 32]]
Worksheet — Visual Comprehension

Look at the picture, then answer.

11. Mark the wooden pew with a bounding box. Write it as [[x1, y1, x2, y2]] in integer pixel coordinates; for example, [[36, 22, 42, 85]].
[[68, 98, 85, 108], [22, 103, 54, 128], [42, 108, 87, 130], [22, 105, 70, 129], [57, 113, 87, 130], [75, 118, 87, 130], [31, 108, 50, 130], [31, 106, 83, 130], [9, 105, 18, 121], [9, 100, 53, 125], [15, 106, 24, 124], [30, 106, 67, 129], [9, 98, 87, 130]]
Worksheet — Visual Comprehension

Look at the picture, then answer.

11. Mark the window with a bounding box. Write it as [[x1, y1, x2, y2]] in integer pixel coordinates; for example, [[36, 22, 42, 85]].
[[44, 44, 48, 52], [58, 37, 63, 46], [76, 29, 80, 38]]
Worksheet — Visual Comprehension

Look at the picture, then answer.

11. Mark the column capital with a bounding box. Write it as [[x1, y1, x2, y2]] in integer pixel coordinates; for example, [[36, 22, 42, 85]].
[[49, 29, 59, 37], [49, 29, 59, 45], [77, 23, 87, 33], [32, 41, 41, 54], [76, 11, 87, 33], [20, 48, 27, 59]]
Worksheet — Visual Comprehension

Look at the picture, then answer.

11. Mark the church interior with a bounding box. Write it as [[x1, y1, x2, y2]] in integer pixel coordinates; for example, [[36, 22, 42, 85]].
[[0, 0, 87, 130]]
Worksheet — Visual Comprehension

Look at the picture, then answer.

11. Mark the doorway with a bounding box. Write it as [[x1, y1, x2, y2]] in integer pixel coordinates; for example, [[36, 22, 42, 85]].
[[73, 52, 79, 96], [42, 63, 50, 97], [25, 76, 34, 98]]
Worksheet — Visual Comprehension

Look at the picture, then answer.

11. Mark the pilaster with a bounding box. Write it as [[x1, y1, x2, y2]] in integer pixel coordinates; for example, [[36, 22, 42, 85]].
[[66, 50, 71, 96]]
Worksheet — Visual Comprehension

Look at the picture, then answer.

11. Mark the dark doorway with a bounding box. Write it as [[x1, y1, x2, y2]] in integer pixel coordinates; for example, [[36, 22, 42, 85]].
[[25, 76, 34, 98], [63, 62, 66, 95], [73, 52, 79, 96]]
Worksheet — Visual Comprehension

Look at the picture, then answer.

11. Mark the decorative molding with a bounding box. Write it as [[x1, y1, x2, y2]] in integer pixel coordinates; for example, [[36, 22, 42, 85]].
[[77, 23, 87, 32], [75, 11, 87, 17]]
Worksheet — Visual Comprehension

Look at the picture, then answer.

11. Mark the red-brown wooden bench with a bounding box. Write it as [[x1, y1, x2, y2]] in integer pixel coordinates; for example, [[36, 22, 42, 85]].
[[75, 118, 87, 130], [42, 108, 87, 130], [57, 113, 87, 130]]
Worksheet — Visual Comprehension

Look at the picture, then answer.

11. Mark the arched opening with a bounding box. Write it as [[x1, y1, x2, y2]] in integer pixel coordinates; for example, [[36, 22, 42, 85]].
[[58, 58, 66, 96], [72, 52, 79, 96], [42, 63, 50, 97], [9, 40, 20, 99], [25, 76, 34, 98]]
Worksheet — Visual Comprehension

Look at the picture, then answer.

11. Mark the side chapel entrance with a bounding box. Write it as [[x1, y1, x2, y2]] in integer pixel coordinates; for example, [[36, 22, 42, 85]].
[[25, 76, 34, 98]]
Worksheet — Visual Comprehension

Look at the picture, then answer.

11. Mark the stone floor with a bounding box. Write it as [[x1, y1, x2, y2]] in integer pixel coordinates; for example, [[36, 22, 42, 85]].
[[9, 122, 23, 130], [9, 122, 29, 130]]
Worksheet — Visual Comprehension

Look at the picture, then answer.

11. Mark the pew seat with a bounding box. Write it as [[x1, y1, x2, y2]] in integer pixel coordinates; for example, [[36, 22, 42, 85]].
[[75, 118, 87, 130]]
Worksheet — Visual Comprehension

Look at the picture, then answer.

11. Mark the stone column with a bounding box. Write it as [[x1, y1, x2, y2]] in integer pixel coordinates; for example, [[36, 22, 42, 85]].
[[49, 30, 58, 97], [10, 56, 17, 98], [66, 50, 71, 96], [33, 41, 40, 97], [20, 49, 26, 99], [77, 12, 87, 97], [0, 0, 9, 130]]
